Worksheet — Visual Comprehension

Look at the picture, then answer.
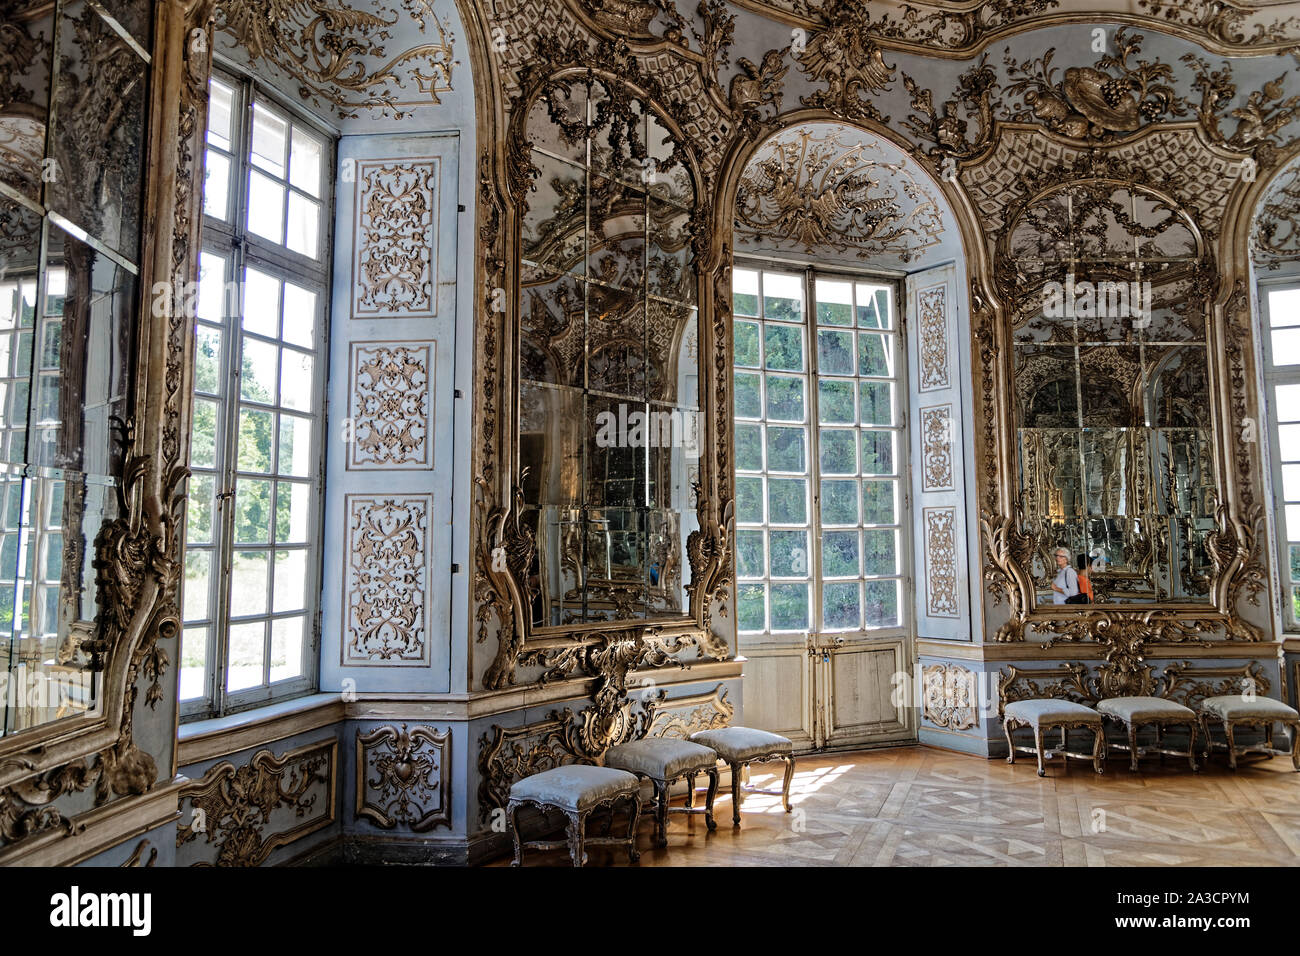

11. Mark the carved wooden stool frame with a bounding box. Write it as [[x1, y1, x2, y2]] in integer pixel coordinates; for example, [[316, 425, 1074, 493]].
[[508, 790, 642, 867], [1197, 713, 1300, 771], [1098, 713, 1199, 772], [1003, 716, 1105, 777], [630, 763, 719, 846], [696, 751, 795, 826]]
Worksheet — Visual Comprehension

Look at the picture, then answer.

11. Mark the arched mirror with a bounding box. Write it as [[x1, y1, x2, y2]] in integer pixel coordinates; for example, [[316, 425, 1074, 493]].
[[1003, 179, 1213, 606], [515, 72, 702, 630]]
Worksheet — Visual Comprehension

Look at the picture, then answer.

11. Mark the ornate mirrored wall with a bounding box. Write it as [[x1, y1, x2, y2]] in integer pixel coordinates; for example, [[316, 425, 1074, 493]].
[[1005, 181, 1214, 605], [515, 72, 702, 629], [0, 0, 150, 736]]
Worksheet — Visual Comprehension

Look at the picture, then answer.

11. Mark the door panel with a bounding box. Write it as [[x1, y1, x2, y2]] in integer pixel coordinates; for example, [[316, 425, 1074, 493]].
[[741, 645, 815, 750], [823, 638, 912, 747]]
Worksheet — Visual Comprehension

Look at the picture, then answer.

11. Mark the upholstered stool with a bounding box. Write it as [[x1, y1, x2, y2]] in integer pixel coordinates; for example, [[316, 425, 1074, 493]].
[[1096, 696, 1199, 772], [690, 727, 794, 826], [605, 738, 719, 845], [1003, 699, 1104, 777], [1197, 695, 1300, 771], [507, 765, 642, 866]]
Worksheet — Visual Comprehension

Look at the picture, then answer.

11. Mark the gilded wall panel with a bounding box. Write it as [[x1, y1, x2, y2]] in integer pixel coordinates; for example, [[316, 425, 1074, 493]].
[[922, 662, 978, 730], [924, 506, 960, 618], [352, 158, 439, 318], [347, 341, 434, 470], [355, 724, 451, 831], [176, 738, 337, 867], [343, 494, 431, 665], [917, 284, 950, 392], [920, 403, 954, 492]]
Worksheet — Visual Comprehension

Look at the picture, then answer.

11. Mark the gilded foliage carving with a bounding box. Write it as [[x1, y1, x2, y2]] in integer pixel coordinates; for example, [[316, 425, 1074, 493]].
[[795, 0, 894, 124], [348, 342, 433, 469], [920, 404, 954, 492], [924, 507, 959, 618], [214, 0, 454, 119], [1253, 160, 1300, 266], [176, 740, 336, 867], [917, 284, 949, 391], [735, 125, 943, 263], [922, 663, 977, 730], [344, 495, 430, 664], [356, 724, 451, 831], [646, 684, 734, 738], [353, 160, 437, 318]]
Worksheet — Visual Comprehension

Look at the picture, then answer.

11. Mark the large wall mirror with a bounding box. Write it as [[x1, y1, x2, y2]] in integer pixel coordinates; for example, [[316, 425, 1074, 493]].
[[0, 0, 148, 738], [1004, 179, 1215, 607], [516, 72, 701, 630]]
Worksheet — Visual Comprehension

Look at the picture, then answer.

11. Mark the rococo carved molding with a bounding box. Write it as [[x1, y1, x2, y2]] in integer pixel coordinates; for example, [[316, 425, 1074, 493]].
[[355, 724, 451, 831], [176, 738, 337, 867]]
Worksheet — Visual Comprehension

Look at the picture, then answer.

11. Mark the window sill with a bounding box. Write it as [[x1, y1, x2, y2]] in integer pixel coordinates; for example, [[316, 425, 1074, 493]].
[[177, 692, 344, 767]]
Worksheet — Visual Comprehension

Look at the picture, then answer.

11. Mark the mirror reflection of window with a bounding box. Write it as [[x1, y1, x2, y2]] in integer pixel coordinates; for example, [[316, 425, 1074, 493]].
[[1009, 182, 1211, 604], [517, 75, 699, 628]]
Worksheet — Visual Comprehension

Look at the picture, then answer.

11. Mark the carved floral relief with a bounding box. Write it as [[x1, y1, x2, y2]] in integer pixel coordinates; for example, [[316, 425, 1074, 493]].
[[355, 724, 451, 831], [352, 159, 438, 318], [348, 342, 434, 470], [924, 506, 960, 618], [344, 495, 431, 665]]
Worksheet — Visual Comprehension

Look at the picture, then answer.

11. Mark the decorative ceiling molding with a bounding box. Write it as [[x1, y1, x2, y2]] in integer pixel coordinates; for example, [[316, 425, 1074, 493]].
[[213, 0, 456, 119], [735, 122, 946, 266], [725, 0, 1300, 58], [1253, 156, 1300, 265]]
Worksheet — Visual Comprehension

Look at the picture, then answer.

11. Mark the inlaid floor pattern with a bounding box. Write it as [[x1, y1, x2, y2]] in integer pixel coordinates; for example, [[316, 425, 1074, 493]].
[[496, 746, 1300, 866]]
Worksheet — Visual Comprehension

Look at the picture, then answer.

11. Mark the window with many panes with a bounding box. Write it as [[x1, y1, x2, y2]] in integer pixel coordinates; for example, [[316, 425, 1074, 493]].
[[733, 264, 907, 637], [180, 73, 332, 718], [1262, 281, 1300, 631]]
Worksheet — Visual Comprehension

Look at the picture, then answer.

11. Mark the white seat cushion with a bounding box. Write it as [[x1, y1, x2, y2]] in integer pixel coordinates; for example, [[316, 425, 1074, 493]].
[[605, 738, 718, 780], [691, 727, 792, 762], [1096, 696, 1195, 723], [1199, 695, 1300, 721], [1003, 698, 1101, 727], [508, 765, 639, 811]]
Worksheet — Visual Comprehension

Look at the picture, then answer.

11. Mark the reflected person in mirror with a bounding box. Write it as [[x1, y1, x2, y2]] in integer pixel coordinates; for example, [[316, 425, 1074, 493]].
[[1051, 547, 1080, 604]]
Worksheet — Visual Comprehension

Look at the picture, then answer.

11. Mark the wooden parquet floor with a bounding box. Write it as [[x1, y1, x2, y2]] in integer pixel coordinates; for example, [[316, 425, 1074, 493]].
[[492, 745, 1300, 866]]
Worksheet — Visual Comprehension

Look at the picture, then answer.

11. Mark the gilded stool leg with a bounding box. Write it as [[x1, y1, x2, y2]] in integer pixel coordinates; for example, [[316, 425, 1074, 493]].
[[1004, 720, 1017, 765], [567, 811, 586, 868], [731, 761, 743, 826], [1034, 726, 1047, 777], [509, 802, 524, 867], [1092, 724, 1105, 774], [1224, 720, 1238, 770], [1200, 714, 1213, 763], [704, 766, 718, 830], [1060, 727, 1068, 753], [684, 774, 695, 810], [781, 755, 795, 813], [1127, 724, 1139, 772], [626, 794, 641, 864]]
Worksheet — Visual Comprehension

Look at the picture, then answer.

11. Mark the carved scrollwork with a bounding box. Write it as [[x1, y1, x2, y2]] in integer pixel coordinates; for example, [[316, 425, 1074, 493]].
[[795, 0, 895, 124], [176, 739, 336, 867], [214, 0, 455, 119], [356, 724, 451, 832], [922, 663, 978, 730]]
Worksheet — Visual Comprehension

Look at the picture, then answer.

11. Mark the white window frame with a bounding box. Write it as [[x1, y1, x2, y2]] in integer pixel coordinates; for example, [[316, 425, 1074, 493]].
[[733, 258, 911, 642], [1260, 276, 1300, 633], [180, 69, 333, 720]]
